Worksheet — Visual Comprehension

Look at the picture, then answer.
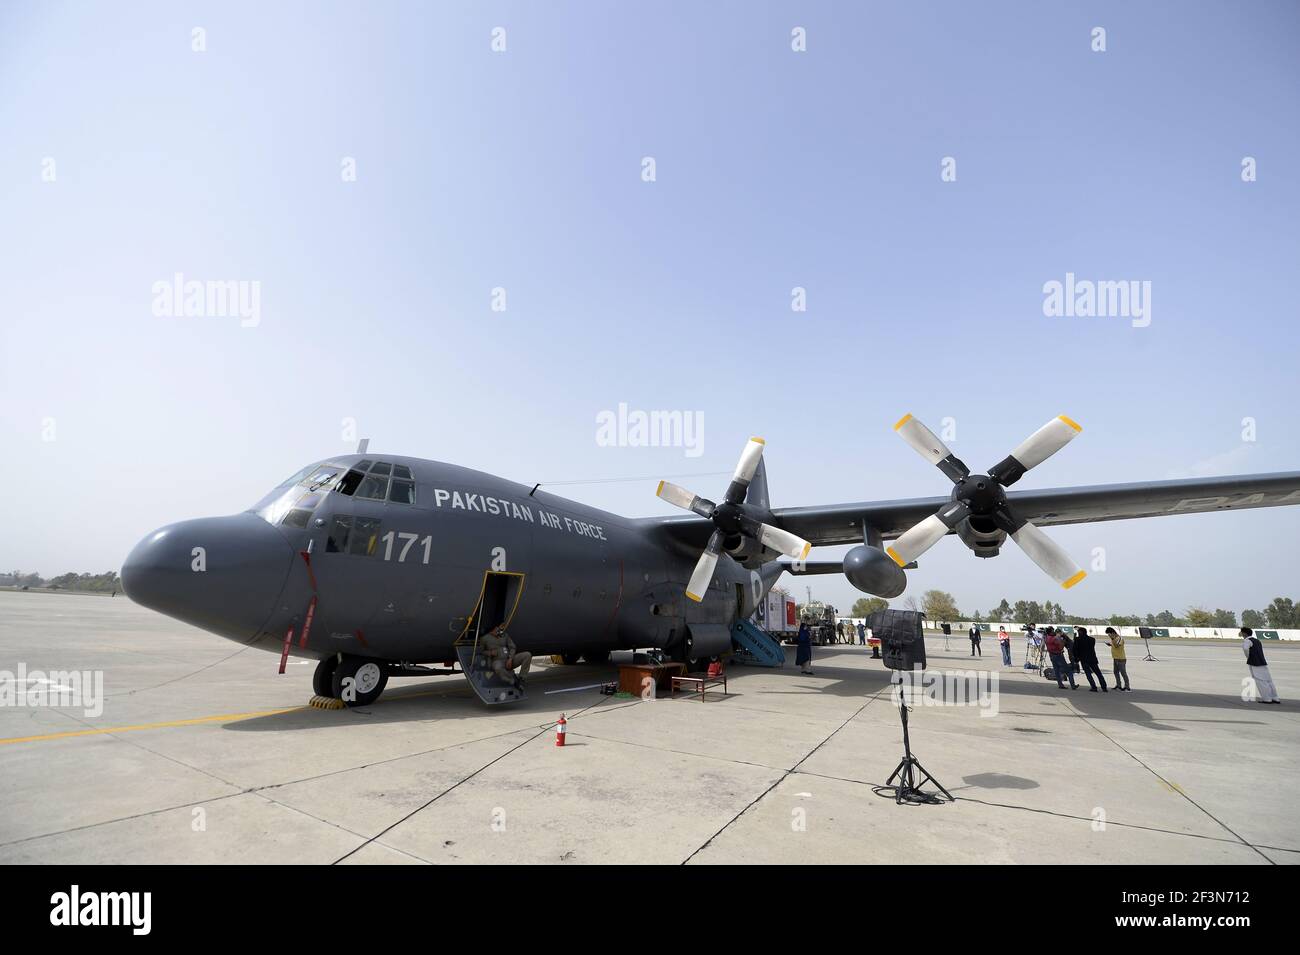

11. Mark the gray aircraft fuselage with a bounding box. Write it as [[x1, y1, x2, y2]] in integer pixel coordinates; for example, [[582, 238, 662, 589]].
[[121, 454, 780, 666]]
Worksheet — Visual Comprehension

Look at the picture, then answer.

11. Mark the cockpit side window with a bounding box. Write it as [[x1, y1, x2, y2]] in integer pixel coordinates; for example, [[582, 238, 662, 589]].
[[349, 517, 381, 555], [325, 515, 381, 555], [326, 515, 352, 552]]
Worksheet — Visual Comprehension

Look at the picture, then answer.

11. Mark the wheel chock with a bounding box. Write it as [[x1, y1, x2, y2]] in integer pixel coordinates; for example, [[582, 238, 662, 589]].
[[309, 694, 346, 710]]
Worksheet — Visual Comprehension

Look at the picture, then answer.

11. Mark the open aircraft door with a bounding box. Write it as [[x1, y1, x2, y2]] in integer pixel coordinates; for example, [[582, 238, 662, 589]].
[[455, 571, 527, 705]]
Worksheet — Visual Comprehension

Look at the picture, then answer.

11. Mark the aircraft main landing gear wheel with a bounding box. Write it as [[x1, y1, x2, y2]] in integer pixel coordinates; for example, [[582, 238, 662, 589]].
[[331, 655, 389, 707], [582, 650, 610, 664], [560, 653, 582, 665], [312, 655, 340, 697]]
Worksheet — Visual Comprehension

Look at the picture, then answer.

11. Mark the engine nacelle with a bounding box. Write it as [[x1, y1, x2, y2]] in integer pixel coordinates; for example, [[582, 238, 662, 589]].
[[843, 545, 906, 598], [957, 516, 1005, 558], [724, 534, 777, 568]]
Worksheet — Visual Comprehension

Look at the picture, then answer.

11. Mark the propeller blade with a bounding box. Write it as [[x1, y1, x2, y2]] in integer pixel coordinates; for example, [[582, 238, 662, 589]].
[[724, 437, 768, 505], [885, 500, 970, 567], [656, 481, 714, 518], [758, 523, 812, 561], [893, 414, 969, 483], [733, 437, 765, 484], [1009, 519, 1086, 589], [685, 530, 727, 603], [990, 415, 1082, 486]]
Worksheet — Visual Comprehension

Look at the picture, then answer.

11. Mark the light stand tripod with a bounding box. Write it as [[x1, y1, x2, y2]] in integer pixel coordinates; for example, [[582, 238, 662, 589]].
[[1142, 635, 1158, 662], [881, 673, 952, 806]]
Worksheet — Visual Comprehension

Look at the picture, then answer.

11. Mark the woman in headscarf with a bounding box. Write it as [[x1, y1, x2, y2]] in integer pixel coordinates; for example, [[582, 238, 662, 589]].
[[796, 621, 814, 675]]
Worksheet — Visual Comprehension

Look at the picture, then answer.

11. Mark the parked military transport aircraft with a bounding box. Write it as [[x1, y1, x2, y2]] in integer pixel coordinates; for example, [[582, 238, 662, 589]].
[[121, 415, 1300, 706]]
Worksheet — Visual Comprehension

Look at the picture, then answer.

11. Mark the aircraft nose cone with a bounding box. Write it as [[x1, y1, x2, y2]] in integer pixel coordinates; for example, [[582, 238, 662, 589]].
[[121, 513, 297, 639]]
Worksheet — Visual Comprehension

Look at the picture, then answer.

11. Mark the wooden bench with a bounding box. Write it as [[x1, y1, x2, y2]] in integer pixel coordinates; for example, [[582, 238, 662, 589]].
[[670, 672, 728, 701]]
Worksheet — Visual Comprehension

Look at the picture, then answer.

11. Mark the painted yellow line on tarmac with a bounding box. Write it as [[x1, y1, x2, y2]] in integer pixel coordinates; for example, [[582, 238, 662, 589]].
[[1, 670, 549, 746], [0, 706, 306, 746]]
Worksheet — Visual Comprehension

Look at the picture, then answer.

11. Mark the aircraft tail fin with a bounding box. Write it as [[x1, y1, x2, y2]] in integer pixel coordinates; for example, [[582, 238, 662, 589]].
[[746, 458, 770, 510]]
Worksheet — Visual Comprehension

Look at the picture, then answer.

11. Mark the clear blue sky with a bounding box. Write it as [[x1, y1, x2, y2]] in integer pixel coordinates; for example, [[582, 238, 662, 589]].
[[2, 1, 1297, 618]]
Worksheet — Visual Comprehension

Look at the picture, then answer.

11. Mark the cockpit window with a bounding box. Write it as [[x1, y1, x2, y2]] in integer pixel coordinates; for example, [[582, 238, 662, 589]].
[[325, 515, 381, 555], [282, 508, 314, 529], [333, 460, 415, 504], [251, 460, 349, 526], [304, 467, 341, 491], [355, 474, 388, 501], [276, 464, 317, 489], [337, 469, 365, 496], [350, 517, 381, 555]]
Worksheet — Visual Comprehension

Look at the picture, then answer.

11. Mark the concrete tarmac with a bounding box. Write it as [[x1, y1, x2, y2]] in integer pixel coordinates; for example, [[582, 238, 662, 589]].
[[1, 592, 1297, 864]]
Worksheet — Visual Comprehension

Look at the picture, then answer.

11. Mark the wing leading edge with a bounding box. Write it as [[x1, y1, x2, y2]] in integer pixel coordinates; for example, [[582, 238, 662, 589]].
[[645, 471, 1300, 550]]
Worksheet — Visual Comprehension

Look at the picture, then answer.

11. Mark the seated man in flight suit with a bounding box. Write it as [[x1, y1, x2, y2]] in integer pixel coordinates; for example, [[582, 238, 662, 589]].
[[479, 623, 531, 688]]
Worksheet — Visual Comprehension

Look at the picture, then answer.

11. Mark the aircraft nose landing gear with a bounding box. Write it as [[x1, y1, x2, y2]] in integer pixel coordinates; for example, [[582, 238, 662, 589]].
[[312, 654, 389, 707]]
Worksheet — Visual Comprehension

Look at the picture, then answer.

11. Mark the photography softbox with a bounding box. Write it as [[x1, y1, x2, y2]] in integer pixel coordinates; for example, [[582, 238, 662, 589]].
[[867, 609, 927, 671]]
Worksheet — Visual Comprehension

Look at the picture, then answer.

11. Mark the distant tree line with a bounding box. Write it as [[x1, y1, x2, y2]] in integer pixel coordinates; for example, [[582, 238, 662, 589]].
[[848, 590, 1300, 630], [2, 571, 122, 593]]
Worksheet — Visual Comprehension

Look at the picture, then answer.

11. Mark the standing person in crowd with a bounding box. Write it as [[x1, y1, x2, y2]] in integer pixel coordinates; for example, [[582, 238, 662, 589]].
[[1061, 627, 1079, 674], [856, 620, 866, 646], [796, 621, 814, 675], [1073, 626, 1108, 692], [998, 625, 1012, 667], [969, 623, 982, 657], [1044, 627, 1077, 690], [1241, 627, 1281, 704], [1104, 628, 1130, 690]]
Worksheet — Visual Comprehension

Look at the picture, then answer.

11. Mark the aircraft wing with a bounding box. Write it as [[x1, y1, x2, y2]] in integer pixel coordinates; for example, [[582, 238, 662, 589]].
[[646, 471, 1300, 549]]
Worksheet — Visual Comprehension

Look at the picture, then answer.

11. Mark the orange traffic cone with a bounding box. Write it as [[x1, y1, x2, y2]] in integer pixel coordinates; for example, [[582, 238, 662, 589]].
[[555, 714, 567, 746]]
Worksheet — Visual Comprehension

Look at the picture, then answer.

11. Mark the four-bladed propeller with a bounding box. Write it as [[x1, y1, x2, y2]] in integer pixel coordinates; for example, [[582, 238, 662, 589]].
[[887, 414, 1088, 589], [656, 437, 811, 602], [658, 418, 1087, 603]]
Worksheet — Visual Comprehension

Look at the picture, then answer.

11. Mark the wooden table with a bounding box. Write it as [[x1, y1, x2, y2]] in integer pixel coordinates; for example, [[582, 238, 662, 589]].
[[617, 662, 686, 697], [670, 673, 728, 702]]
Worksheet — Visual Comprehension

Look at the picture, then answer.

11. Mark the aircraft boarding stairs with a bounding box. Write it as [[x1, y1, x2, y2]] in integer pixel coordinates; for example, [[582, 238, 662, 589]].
[[729, 619, 785, 667], [456, 643, 526, 705]]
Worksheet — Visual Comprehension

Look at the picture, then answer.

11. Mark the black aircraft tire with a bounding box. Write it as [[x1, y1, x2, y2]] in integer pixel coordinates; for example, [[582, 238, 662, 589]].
[[312, 655, 340, 697], [582, 650, 610, 664], [668, 641, 702, 671], [560, 653, 582, 665], [331, 656, 389, 707]]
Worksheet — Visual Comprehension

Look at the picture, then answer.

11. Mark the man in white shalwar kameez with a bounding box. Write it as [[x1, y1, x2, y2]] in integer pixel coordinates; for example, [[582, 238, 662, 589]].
[[1242, 627, 1281, 704]]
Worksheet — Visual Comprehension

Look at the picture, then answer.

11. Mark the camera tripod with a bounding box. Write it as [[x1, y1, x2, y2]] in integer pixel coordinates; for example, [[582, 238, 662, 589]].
[[881, 674, 952, 805]]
